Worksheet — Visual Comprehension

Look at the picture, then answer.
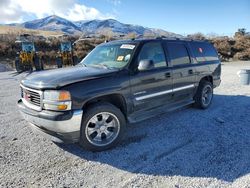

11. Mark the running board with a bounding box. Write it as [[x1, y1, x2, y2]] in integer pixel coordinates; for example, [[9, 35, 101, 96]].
[[128, 100, 194, 124]]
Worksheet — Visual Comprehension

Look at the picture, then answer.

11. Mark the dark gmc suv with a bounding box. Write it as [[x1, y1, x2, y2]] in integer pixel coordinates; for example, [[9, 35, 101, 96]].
[[18, 38, 221, 151]]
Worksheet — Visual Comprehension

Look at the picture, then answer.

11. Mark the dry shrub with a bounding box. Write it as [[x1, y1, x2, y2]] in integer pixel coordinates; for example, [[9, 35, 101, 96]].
[[0, 28, 250, 63], [233, 49, 250, 60], [212, 37, 232, 57], [187, 33, 206, 40]]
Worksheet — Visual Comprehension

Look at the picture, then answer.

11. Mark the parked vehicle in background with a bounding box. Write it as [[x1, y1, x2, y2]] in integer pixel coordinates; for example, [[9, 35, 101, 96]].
[[18, 37, 221, 151], [15, 34, 44, 72], [56, 37, 78, 68]]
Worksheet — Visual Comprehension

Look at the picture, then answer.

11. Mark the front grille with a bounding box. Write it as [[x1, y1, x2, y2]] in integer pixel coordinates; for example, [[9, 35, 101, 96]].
[[21, 85, 42, 109]]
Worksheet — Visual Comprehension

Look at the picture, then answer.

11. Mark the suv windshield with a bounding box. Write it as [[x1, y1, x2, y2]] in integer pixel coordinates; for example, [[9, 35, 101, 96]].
[[79, 43, 136, 69]]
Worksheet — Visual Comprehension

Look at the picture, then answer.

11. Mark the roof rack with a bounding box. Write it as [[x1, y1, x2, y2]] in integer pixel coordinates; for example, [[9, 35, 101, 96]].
[[156, 36, 196, 41], [155, 36, 168, 39]]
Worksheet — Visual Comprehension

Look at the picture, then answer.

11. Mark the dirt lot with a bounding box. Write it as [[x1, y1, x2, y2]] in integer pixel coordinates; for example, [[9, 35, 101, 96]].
[[0, 62, 250, 188]]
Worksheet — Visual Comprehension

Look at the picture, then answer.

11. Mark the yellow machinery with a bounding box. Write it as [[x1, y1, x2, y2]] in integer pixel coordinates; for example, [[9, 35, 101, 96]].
[[15, 35, 43, 72], [56, 42, 78, 68]]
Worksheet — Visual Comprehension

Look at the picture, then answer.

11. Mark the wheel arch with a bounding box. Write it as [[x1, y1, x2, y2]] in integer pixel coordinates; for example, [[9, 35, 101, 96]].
[[82, 93, 128, 117], [199, 75, 213, 85]]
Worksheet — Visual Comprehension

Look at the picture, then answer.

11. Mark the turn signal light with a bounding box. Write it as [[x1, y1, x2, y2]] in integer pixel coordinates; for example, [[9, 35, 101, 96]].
[[59, 91, 71, 101], [57, 104, 68, 110]]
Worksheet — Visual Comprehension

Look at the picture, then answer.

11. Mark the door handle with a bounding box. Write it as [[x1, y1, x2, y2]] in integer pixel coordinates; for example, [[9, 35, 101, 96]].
[[188, 69, 193, 74], [165, 72, 171, 78]]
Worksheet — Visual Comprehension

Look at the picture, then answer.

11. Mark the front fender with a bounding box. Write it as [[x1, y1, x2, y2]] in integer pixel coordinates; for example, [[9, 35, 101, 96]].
[[62, 71, 132, 112]]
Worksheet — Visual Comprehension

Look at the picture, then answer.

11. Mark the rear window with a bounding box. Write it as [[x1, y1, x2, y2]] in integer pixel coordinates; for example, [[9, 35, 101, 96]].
[[191, 42, 219, 63], [167, 43, 191, 66]]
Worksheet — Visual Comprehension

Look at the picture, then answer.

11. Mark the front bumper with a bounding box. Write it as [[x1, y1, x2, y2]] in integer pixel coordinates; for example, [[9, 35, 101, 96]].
[[18, 99, 82, 143]]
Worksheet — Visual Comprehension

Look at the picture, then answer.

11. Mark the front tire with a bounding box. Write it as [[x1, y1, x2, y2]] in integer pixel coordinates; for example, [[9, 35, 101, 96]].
[[194, 80, 213, 109], [15, 58, 23, 73], [79, 103, 126, 151]]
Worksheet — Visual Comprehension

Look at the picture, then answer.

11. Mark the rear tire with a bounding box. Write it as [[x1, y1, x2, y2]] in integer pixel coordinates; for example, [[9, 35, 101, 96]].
[[79, 103, 126, 152], [34, 56, 41, 71], [40, 61, 44, 70], [56, 58, 62, 68], [194, 80, 213, 109], [73, 56, 78, 66]]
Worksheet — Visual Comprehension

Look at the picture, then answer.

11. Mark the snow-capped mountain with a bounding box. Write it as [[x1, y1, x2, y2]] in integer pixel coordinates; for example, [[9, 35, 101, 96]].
[[20, 15, 81, 34], [9, 15, 181, 37], [76, 19, 147, 35]]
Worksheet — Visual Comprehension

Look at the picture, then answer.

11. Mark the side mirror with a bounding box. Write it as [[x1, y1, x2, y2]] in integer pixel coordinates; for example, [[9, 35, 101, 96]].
[[138, 60, 154, 71]]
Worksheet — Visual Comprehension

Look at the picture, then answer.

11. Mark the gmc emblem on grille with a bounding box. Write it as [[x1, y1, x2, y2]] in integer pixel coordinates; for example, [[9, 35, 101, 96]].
[[24, 92, 31, 101]]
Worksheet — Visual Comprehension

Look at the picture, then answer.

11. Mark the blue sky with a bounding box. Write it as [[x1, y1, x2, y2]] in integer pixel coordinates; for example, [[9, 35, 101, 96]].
[[85, 0, 250, 36], [1, 0, 250, 35]]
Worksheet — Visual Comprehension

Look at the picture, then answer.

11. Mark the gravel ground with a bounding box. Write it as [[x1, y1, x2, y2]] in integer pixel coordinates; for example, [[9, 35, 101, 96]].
[[0, 61, 250, 188]]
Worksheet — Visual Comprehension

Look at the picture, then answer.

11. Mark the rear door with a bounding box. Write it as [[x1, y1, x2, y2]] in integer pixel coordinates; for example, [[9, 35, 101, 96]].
[[190, 41, 221, 87], [164, 41, 196, 102], [130, 41, 173, 112]]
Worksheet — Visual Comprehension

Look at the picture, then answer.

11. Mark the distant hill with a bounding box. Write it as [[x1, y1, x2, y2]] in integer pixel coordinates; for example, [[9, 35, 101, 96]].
[[0, 25, 63, 36], [8, 15, 181, 37]]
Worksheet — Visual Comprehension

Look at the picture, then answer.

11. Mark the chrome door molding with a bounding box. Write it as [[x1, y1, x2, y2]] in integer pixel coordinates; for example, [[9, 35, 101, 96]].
[[135, 84, 195, 101]]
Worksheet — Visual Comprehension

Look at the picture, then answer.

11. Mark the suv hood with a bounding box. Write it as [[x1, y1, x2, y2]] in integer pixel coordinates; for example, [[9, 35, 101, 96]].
[[21, 66, 118, 90]]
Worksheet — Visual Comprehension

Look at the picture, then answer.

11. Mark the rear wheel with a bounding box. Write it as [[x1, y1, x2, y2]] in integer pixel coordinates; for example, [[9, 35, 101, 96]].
[[34, 56, 41, 71], [194, 80, 213, 109], [79, 103, 126, 151], [40, 61, 44, 70], [56, 58, 62, 68], [73, 55, 78, 66]]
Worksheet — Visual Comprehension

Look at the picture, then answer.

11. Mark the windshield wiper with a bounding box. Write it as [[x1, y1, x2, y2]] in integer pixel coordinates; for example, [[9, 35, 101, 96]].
[[99, 64, 109, 69], [92, 64, 116, 69], [77, 63, 87, 67]]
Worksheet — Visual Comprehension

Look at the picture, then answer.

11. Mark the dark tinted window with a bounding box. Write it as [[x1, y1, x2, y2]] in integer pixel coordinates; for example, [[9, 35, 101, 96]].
[[191, 42, 219, 62], [138, 42, 167, 68], [167, 43, 190, 66]]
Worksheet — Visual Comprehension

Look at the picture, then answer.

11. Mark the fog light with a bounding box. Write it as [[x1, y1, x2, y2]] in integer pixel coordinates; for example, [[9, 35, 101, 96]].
[[43, 103, 70, 111]]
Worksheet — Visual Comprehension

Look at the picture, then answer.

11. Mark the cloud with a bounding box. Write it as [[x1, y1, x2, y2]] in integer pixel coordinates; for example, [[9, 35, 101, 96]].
[[0, 0, 25, 23], [0, 0, 114, 23], [62, 4, 114, 21]]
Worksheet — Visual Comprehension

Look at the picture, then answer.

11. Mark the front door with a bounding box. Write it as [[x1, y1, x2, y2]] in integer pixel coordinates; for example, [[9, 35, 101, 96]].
[[130, 41, 173, 112]]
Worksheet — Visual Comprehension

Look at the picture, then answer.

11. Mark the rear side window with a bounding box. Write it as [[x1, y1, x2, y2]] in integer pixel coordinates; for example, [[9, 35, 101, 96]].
[[167, 43, 191, 66], [191, 42, 219, 63]]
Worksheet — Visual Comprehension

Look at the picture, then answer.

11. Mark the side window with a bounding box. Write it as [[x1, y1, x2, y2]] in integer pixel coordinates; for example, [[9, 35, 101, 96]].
[[167, 43, 191, 66], [191, 42, 219, 63], [138, 42, 167, 68]]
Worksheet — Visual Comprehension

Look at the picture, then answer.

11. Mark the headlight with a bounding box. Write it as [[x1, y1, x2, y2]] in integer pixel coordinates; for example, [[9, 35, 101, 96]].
[[43, 90, 71, 111]]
